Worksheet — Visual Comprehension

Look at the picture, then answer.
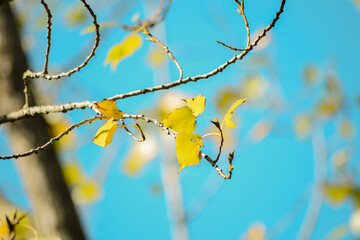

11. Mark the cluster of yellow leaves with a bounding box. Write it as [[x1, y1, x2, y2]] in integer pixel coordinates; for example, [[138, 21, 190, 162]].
[[105, 31, 143, 71], [163, 95, 246, 172], [0, 211, 33, 240], [62, 162, 102, 205], [93, 100, 124, 147]]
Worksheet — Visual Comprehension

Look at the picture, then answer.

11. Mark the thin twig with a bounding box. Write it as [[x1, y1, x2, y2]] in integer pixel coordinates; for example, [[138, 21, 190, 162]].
[[119, 118, 145, 142], [216, 40, 246, 51], [0, 116, 105, 160], [40, 0, 52, 74], [143, 27, 183, 81], [120, 0, 172, 31], [22, 77, 30, 108], [235, 0, 250, 47], [23, 0, 100, 80], [202, 149, 235, 179]]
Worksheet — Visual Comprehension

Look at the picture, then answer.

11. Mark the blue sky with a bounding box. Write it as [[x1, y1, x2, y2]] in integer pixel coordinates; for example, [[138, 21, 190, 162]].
[[1, 0, 360, 239]]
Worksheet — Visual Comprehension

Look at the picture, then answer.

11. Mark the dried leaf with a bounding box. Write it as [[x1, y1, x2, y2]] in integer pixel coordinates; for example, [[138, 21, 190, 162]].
[[95, 100, 124, 120], [175, 133, 203, 172], [185, 94, 206, 117], [223, 98, 246, 128], [163, 106, 196, 133], [93, 118, 119, 147], [105, 34, 143, 70]]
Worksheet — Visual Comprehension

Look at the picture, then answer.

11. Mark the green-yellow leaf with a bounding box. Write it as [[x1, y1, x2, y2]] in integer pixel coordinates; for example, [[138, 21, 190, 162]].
[[185, 94, 206, 117], [105, 34, 143, 70], [95, 99, 124, 120], [163, 106, 196, 133], [175, 133, 203, 172], [223, 98, 246, 128], [325, 183, 351, 204], [93, 118, 119, 147]]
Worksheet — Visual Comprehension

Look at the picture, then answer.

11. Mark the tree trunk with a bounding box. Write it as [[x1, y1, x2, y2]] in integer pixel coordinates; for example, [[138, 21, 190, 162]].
[[0, 3, 86, 240]]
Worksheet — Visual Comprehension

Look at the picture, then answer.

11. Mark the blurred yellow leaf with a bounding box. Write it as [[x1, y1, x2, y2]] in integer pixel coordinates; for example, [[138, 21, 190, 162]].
[[294, 114, 312, 139], [350, 209, 360, 234], [215, 88, 239, 113], [175, 133, 203, 172], [105, 34, 143, 70], [240, 75, 268, 102], [95, 99, 124, 120], [62, 162, 84, 186], [249, 120, 272, 142], [81, 22, 117, 35], [339, 119, 354, 139], [93, 118, 119, 147], [223, 98, 246, 128], [50, 119, 75, 149], [325, 224, 349, 240], [163, 106, 196, 133], [324, 183, 352, 205], [185, 94, 206, 117], [246, 222, 266, 240], [303, 65, 319, 85], [147, 47, 167, 67], [331, 149, 349, 170], [123, 138, 158, 177], [72, 180, 102, 205], [65, 5, 88, 26], [314, 97, 341, 118]]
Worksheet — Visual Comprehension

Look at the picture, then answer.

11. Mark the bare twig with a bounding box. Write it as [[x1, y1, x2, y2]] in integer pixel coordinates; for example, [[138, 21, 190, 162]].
[[216, 0, 250, 51], [120, 0, 172, 31], [202, 149, 235, 179], [40, 0, 52, 74], [23, 0, 100, 80], [0, 116, 105, 160], [143, 27, 183, 81], [119, 118, 146, 142]]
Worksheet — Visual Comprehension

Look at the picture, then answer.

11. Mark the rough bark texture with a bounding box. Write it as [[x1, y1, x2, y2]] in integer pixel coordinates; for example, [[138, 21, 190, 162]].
[[0, 3, 86, 240]]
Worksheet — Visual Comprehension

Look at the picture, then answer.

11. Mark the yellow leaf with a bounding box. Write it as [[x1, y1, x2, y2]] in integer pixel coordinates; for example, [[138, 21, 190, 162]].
[[163, 106, 196, 133], [249, 120, 272, 143], [81, 22, 117, 35], [350, 209, 360, 234], [223, 98, 246, 128], [123, 138, 158, 177], [185, 94, 206, 117], [246, 223, 266, 240], [303, 65, 319, 85], [175, 133, 203, 172], [294, 114, 312, 139], [65, 5, 88, 26], [147, 47, 167, 67], [325, 183, 351, 204], [95, 99, 124, 120], [105, 34, 143, 70], [314, 97, 341, 118], [72, 180, 102, 205], [62, 162, 84, 186], [339, 119, 354, 139], [93, 118, 119, 147]]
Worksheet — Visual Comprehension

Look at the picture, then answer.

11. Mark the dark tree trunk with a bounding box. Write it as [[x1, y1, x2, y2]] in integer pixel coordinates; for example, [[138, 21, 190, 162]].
[[0, 3, 86, 240]]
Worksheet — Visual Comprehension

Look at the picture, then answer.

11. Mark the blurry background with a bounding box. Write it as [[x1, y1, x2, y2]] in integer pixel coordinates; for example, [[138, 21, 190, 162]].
[[1, 0, 360, 239]]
